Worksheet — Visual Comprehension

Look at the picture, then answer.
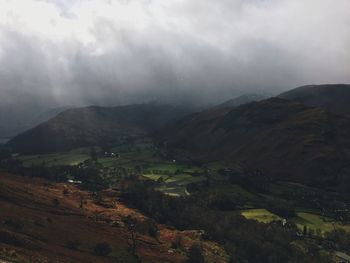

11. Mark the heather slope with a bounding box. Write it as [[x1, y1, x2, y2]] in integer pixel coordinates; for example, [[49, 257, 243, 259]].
[[159, 98, 350, 185]]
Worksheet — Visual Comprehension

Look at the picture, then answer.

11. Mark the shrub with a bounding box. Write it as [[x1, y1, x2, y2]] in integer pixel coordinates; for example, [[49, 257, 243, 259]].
[[93, 242, 112, 256]]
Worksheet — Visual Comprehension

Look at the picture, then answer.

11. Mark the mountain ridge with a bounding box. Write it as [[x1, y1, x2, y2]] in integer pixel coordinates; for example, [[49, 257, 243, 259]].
[[158, 97, 350, 187], [7, 104, 189, 154]]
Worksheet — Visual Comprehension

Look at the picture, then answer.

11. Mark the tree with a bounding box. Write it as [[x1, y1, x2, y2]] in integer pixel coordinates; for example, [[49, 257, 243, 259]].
[[303, 225, 307, 236], [123, 216, 138, 257], [188, 243, 205, 263]]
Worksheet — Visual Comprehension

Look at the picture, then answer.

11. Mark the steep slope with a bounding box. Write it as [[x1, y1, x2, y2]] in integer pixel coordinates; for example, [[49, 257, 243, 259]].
[[159, 98, 350, 185], [278, 84, 350, 116], [7, 104, 188, 154], [0, 172, 228, 263]]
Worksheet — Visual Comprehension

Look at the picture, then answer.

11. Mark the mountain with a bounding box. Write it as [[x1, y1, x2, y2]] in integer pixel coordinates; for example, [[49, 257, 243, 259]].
[[0, 105, 70, 142], [159, 98, 350, 186], [278, 84, 350, 116], [7, 104, 189, 154], [217, 93, 269, 109]]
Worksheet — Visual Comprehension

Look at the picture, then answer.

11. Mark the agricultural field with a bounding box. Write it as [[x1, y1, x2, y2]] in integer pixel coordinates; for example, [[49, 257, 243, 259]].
[[294, 212, 350, 234], [9, 140, 350, 235], [144, 173, 206, 197], [239, 208, 350, 234], [17, 151, 90, 167], [240, 209, 281, 223], [12, 140, 206, 196]]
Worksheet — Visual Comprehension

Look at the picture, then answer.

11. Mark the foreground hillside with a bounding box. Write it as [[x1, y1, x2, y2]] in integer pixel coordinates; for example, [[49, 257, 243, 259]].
[[279, 84, 350, 116], [7, 104, 188, 154], [159, 98, 350, 187], [0, 172, 228, 263]]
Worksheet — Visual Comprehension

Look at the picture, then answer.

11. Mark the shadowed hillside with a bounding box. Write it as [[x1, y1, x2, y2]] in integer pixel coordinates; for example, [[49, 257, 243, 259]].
[[217, 94, 269, 109], [0, 172, 228, 263], [278, 84, 350, 116], [7, 104, 188, 154], [159, 98, 350, 186]]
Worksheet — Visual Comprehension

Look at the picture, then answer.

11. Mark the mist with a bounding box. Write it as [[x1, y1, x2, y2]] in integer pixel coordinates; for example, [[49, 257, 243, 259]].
[[0, 0, 349, 108]]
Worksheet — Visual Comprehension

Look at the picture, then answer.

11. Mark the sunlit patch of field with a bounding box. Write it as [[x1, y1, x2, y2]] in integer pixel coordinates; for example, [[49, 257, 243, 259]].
[[295, 212, 350, 234], [165, 174, 205, 185], [240, 209, 281, 223], [18, 152, 90, 167], [240, 209, 350, 234], [155, 185, 189, 197], [144, 173, 205, 196]]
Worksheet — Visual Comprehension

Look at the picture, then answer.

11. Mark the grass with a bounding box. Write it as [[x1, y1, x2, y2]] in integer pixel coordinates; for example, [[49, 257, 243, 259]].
[[18, 152, 90, 167], [156, 185, 189, 197], [144, 173, 205, 196], [240, 209, 350, 234], [14, 141, 350, 235], [294, 212, 350, 234], [165, 174, 205, 185], [240, 209, 281, 223]]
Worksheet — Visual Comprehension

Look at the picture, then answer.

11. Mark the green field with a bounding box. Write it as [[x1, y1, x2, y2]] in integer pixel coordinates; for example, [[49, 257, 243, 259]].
[[240, 209, 350, 234], [12, 141, 350, 234], [18, 151, 90, 167], [295, 212, 350, 234], [241, 209, 281, 223], [144, 173, 206, 196]]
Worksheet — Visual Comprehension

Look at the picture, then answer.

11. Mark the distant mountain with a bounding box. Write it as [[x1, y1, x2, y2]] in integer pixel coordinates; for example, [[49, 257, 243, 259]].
[[278, 84, 350, 116], [0, 105, 70, 141], [159, 98, 350, 186], [7, 104, 189, 154], [217, 93, 269, 109]]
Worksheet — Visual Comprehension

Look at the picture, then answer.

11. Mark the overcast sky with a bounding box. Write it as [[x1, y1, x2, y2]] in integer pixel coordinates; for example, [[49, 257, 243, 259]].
[[0, 0, 349, 107]]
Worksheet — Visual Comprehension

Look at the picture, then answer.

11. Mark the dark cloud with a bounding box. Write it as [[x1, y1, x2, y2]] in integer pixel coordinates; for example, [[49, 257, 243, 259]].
[[0, 0, 349, 108]]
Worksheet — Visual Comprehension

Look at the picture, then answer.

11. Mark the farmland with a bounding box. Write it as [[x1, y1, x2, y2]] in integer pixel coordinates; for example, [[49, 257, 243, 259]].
[[11, 139, 206, 196], [6, 139, 350, 236]]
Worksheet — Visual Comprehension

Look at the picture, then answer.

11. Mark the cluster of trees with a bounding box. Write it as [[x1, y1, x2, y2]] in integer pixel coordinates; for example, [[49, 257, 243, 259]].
[[120, 178, 332, 263]]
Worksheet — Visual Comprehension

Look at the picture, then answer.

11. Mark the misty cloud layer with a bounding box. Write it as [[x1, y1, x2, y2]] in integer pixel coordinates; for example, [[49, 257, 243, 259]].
[[0, 0, 349, 107]]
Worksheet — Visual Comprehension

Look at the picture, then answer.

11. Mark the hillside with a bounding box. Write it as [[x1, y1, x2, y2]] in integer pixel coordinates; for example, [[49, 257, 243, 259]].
[[0, 172, 228, 263], [7, 104, 188, 154], [159, 98, 350, 186], [278, 84, 350, 116], [0, 104, 70, 142], [217, 94, 268, 109]]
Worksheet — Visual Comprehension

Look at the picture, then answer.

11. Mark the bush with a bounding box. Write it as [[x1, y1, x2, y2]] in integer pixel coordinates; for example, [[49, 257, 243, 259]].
[[93, 242, 112, 256], [148, 224, 158, 238]]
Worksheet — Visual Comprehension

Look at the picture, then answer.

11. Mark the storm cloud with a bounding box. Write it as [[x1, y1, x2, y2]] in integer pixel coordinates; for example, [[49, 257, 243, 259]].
[[0, 0, 349, 107]]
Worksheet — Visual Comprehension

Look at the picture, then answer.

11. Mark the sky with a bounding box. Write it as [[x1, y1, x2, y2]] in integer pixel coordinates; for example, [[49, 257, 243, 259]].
[[0, 0, 349, 108]]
